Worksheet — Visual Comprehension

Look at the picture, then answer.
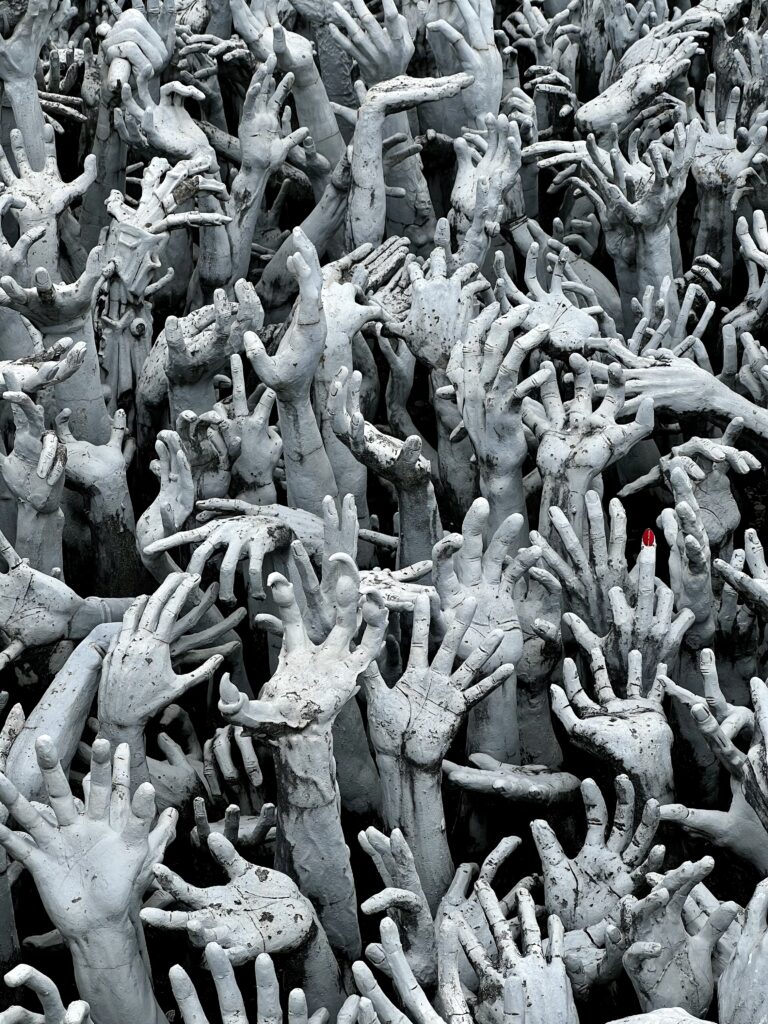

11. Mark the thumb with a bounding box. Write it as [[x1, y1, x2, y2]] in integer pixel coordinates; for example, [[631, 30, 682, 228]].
[[623, 941, 662, 973], [243, 330, 273, 383], [156, 732, 189, 768], [695, 901, 741, 951]]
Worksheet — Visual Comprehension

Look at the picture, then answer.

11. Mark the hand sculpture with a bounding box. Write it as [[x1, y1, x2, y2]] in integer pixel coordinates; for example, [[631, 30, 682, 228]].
[[717, 878, 768, 1024], [219, 569, 388, 963], [0, 530, 130, 670], [617, 858, 740, 1016], [523, 356, 655, 544], [142, 831, 343, 1012], [0, 737, 177, 1024], [1, 965, 92, 1024], [4, 0, 768, 1015], [97, 573, 225, 785], [458, 883, 579, 1024], [0, 386, 66, 573], [532, 776, 664, 930], [170, 943, 341, 1024], [365, 591, 513, 909], [550, 648, 674, 802]]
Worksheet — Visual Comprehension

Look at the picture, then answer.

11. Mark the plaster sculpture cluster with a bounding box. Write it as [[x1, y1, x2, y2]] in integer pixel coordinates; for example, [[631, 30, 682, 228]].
[[1, 0, 768, 1020]]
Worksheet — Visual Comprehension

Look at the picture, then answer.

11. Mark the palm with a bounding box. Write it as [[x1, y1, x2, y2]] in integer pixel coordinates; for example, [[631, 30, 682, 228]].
[[403, 277, 470, 369], [523, 294, 597, 354], [143, 834, 318, 965], [0, 565, 81, 645], [33, 824, 149, 937], [456, 582, 523, 667], [390, 667, 467, 766], [171, 867, 312, 959], [148, 106, 210, 162], [576, 697, 670, 763], [693, 135, 743, 189], [549, 846, 631, 923], [102, 633, 175, 726], [240, 113, 286, 170], [628, 910, 711, 1012]]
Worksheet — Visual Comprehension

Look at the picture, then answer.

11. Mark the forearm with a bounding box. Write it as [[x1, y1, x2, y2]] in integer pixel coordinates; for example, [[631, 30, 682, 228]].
[[4, 77, 47, 171], [393, 762, 454, 914], [396, 483, 442, 567], [69, 920, 165, 1024], [291, 68, 345, 168], [227, 168, 270, 283], [320, 423, 371, 520], [87, 487, 147, 596], [0, 851, 18, 967], [635, 227, 676, 302], [259, 188, 347, 309], [436, 430, 477, 525], [348, 111, 388, 248], [386, 387, 435, 462], [695, 188, 735, 284], [332, 698, 381, 816], [467, 672, 520, 765], [285, 919, 346, 1018], [272, 729, 361, 963], [168, 379, 219, 422], [278, 393, 338, 516], [15, 505, 63, 574], [316, 373, 370, 521], [48, 322, 112, 444], [197, 187, 233, 294], [613, 255, 639, 335], [538, 472, 595, 547], [70, 597, 133, 637], [80, 103, 128, 251], [517, 681, 562, 767]]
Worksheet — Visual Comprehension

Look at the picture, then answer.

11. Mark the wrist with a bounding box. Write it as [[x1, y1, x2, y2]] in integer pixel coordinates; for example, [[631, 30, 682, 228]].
[[233, 164, 270, 196], [479, 467, 527, 538], [291, 64, 322, 90], [231, 480, 277, 505], [70, 921, 166, 1024], [636, 226, 674, 292], [88, 478, 133, 519], [632, 736, 675, 804], [167, 379, 218, 421], [68, 916, 138, 967], [272, 726, 338, 809], [70, 596, 131, 637]]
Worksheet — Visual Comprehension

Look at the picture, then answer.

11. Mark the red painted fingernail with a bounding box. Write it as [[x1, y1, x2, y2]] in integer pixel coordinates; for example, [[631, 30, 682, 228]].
[[642, 528, 655, 547]]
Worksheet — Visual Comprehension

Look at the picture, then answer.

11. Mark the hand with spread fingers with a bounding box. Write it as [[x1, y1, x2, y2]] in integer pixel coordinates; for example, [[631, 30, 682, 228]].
[[364, 591, 513, 909], [142, 831, 344, 1013], [0, 737, 177, 1024], [457, 882, 579, 1024], [617, 857, 740, 1016], [550, 647, 674, 803], [532, 776, 664, 930]]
